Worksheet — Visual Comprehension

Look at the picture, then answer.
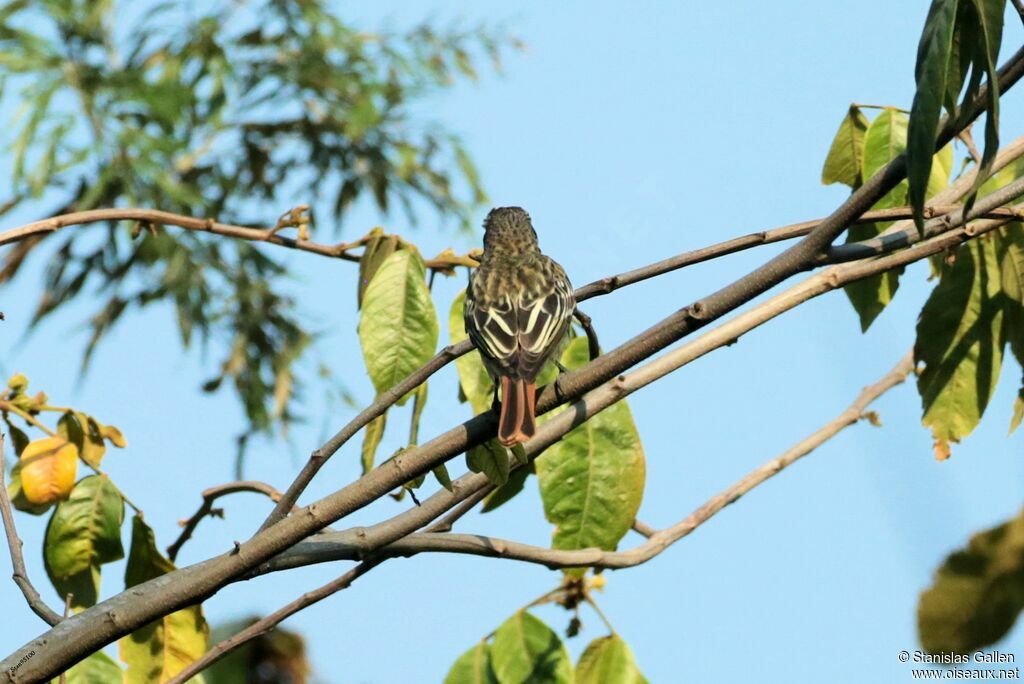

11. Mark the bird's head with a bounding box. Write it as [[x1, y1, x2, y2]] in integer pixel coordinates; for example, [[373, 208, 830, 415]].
[[482, 206, 539, 255]]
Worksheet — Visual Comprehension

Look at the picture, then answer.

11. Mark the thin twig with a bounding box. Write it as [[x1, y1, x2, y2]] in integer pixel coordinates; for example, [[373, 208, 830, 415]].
[[167, 481, 289, 562], [631, 519, 657, 538], [0, 207, 479, 270], [573, 308, 601, 360], [959, 125, 983, 166], [264, 352, 914, 574], [165, 558, 382, 684], [0, 435, 62, 626], [179, 479, 488, 683]]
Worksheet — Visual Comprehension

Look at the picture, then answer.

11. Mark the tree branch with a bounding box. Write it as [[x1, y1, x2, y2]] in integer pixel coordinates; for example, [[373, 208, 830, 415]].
[[260, 133, 1024, 529], [0, 207, 480, 271], [171, 471, 492, 682], [0, 435, 63, 626], [7, 46, 1024, 681], [269, 351, 914, 572], [167, 481, 290, 562]]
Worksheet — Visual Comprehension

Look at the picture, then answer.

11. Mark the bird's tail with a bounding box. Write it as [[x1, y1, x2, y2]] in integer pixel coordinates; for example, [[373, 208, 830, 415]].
[[497, 377, 536, 447]]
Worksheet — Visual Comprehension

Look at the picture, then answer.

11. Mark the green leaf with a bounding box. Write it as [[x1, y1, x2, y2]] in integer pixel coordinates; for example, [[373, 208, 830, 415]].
[[916, 236, 1005, 459], [821, 105, 869, 188], [203, 618, 308, 684], [119, 516, 209, 683], [445, 641, 498, 684], [359, 249, 439, 406], [408, 382, 429, 446], [907, 0, 959, 229], [433, 463, 454, 492], [536, 338, 645, 576], [357, 232, 401, 308], [482, 463, 534, 513], [467, 439, 510, 487], [361, 411, 387, 475], [918, 508, 1024, 653], [961, 0, 1005, 212], [44, 475, 125, 609], [49, 650, 124, 684], [490, 611, 573, 684], [450, 289, 495, 415], [576, 635, 648, 684], [845, 108, 910, 331]]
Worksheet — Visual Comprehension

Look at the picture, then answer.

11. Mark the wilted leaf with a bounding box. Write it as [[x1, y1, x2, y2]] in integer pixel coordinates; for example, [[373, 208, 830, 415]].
[[576, 635, 648, 684], [119, 516, 209, 683], [916, 237, 1005, 458], [821, 105, 869, 188], [918, 508, 1024, 653], [450, 289, 494, 415], [444, 641, 497, 684], [19, 436, 78, 504], [44, 475, 124, 609], [490, 611, 573, 684], [358, 249, 439, 406], [537, 338, 645, 576]]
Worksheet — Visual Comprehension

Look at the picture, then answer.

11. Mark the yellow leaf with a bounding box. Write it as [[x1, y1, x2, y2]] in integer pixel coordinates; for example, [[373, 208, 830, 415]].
[[20, 437, 78, 504], [102, 424, 127, 448]]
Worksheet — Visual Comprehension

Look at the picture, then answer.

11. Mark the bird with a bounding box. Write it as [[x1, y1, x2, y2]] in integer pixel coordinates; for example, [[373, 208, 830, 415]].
[[464, 206, 575, 446]]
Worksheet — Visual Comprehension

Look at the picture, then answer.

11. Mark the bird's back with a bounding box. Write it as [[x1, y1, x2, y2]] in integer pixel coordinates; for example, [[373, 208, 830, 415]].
[[465, 251, 574, 382]]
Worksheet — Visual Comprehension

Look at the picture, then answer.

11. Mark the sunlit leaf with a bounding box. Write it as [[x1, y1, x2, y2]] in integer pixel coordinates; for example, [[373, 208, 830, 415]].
[[445, 641, 497, 684], [361, 411, 387, 475], [490, 611, 573, 684], [358, 249, 439, 406], [916, 236, 1005, 459], [49, 650, 124, 684], [821, 105, 869, 188], [576, 635, 648, 684], [845, 108, 909, 331], [449, 289, 494, 415], [536, 338, 645, 576], [119, 516, 209, 683], [44, 475, 124, 609], [18, 436, 78, 505]]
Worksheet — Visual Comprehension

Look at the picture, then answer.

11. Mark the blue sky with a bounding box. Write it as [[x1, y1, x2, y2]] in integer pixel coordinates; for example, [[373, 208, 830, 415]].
[[4, 2, 1024, 682]]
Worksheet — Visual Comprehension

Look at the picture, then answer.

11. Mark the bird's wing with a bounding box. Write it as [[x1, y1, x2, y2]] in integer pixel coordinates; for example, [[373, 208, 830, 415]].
[[465, 270, 574, 380]]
